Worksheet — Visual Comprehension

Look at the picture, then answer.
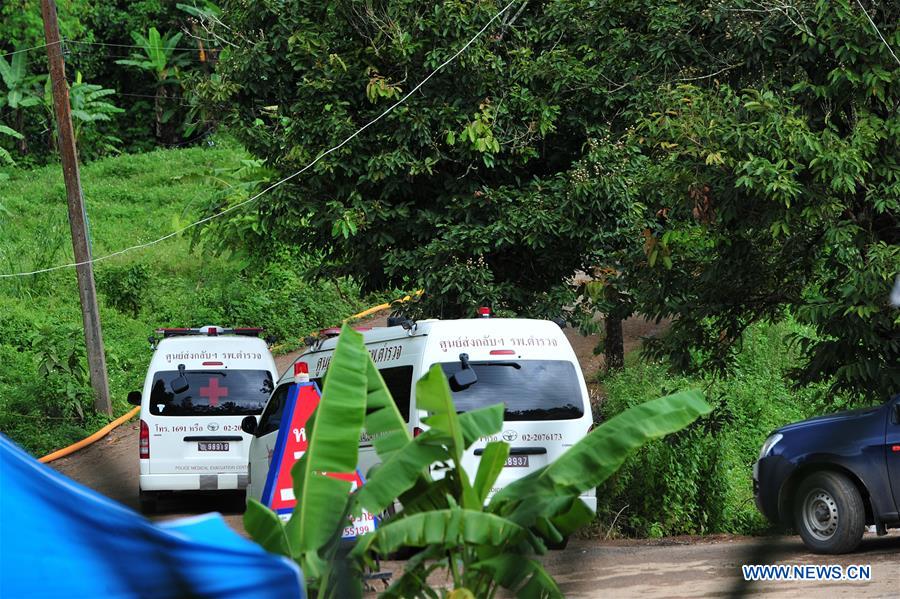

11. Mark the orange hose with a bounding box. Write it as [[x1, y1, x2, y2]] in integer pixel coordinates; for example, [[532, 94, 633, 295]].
[[39, 406, 140, 463]]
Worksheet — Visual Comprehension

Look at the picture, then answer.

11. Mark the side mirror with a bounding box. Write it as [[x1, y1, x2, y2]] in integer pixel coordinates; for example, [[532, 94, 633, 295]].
[[171, 363, 190, 394], [127, 391, 142, 406], [241, 416, 258, 435], [449, 353, 477, 392]]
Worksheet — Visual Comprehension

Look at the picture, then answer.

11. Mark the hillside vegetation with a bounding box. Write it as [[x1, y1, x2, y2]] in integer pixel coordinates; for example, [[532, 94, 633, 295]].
[[0, 141, 366, 455], [597, 319, 859, 536]]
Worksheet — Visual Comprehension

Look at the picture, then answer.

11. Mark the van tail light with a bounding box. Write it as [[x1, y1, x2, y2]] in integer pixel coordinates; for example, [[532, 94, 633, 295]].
[[413, 427, 424, 437], [140, 420, 150, 459]]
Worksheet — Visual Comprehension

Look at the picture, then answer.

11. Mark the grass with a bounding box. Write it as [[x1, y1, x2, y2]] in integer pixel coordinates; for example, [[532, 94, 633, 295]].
[[0, 139, 368, 455], [593, 319, 865, 537]]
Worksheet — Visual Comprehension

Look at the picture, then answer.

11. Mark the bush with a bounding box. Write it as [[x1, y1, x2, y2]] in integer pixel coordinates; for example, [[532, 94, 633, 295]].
[[596, 319, 861, 536], [97, 262, 152, 317]]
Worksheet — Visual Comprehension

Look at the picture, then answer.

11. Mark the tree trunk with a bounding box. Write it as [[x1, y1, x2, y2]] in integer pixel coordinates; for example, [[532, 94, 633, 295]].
[[605, 315, 624, 371], [15, 109, 28, 154], [155, 85, 163, 141]]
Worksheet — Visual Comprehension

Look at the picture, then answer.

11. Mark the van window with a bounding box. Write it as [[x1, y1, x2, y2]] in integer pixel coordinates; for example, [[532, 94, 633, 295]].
[[315, 365, 412, 422], [148, 370, 273, 417], [379, 366, 413, 422], [256, 383, 291, 437], [439, 360, 584, 421]]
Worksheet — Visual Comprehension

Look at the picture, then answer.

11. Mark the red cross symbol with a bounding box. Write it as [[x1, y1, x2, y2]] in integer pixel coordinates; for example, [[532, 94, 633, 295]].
[[199, 378, 228, 406]]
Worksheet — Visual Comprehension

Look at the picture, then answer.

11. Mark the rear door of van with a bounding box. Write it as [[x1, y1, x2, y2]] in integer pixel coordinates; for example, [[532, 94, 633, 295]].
[[144, 365, 274, 488], [423, 321, 593, 505]]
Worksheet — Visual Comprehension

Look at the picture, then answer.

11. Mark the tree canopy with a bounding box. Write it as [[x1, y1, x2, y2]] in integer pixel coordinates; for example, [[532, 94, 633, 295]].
[[190, 1, 897, 398]]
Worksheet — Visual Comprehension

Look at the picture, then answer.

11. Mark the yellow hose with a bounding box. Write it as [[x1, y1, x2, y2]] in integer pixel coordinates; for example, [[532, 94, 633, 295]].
[[40, 406, 140, 463]]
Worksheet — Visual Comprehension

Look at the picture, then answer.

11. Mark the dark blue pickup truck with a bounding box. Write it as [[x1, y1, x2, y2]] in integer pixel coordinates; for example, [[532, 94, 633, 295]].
[[753, 394, 900, 553]]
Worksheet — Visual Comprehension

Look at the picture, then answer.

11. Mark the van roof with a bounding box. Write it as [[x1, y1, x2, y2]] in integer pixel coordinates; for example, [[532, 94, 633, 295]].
[[305, 318, 565, 352], [157, 335, 271, 350]]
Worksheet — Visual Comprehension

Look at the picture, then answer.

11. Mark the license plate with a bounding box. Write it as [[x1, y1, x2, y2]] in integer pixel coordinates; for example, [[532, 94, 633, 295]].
[[504, 455, 529, 468], [199, 442, 229, 452]]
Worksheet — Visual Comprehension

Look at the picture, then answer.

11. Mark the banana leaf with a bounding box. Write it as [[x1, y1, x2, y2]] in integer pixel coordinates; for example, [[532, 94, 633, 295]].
[[364, 359, 410, 462], [354, 439, 446, 514], [469, 554, 563, 599], [243, 498, 292, 557], [492, 390, 710, 510], [379, 545, 445, 599], [472, 441, 509, 504], [284, 324, 368, 562], [354, 375, 502, 515], [352, 506, 541, 559], [415, 365, 465, 461]]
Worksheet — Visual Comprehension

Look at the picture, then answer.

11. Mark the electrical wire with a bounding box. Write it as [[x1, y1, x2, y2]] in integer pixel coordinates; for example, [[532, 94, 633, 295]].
[[0, 40, 62, 58], [853, 0, 900, 67], [64, 40, 219, 52], [0, 0, 520, 279]]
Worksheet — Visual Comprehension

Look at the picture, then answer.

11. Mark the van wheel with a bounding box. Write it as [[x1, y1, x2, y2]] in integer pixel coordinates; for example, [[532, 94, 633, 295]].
[[139, 490, 158, 515], [794, 471, 864, 554]]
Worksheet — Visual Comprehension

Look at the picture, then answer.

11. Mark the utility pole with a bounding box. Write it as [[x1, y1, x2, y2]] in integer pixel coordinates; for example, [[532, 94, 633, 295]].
[[41, 0, 112, 416]]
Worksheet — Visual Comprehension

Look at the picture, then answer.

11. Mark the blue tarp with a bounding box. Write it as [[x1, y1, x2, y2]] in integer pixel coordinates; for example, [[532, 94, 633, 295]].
[[0, 434, 304, 598]]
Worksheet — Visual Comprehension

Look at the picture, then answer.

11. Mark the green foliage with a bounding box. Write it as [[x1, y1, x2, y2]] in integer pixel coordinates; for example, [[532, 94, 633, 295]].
[[197, 1, 656, 319], [629, 69, 899, 399], [0, 124, 24, 166], [204, 0, 899, 400], [65, 72, 125, 157], [244, 325, 710, 597], [97, 262, 151, 317], [0, 52, 42, 112], [116, 26, 191, 142], [596, 320, 859, 536], [29, 324, 93, 422]]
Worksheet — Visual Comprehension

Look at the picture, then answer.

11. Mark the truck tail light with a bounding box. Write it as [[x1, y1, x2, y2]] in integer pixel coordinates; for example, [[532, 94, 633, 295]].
[[140, 420, 150, 459]]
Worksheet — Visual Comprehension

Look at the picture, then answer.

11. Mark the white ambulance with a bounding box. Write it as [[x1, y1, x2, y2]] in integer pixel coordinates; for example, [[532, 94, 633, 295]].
[[245, 313, 596, 512], [129, 326, 278, 513]]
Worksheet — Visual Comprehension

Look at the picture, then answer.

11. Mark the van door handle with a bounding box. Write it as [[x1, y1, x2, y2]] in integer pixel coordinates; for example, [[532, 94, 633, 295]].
[[474, 447, 547, 456], [183, 436, 243, 442]]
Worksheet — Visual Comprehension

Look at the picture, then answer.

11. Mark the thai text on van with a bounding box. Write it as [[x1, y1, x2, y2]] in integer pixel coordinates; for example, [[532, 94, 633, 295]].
[[163, 350, 263, 363], [313, 344, 403, 375], [438, 335, 559, 352]]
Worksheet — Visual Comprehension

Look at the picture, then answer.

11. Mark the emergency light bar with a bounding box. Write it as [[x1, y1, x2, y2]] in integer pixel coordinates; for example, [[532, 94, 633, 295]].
[[154, 326, 264, 338]]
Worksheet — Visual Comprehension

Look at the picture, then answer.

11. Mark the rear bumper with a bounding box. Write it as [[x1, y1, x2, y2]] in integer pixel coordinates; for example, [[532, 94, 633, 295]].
[[140, 473, 248, 492]]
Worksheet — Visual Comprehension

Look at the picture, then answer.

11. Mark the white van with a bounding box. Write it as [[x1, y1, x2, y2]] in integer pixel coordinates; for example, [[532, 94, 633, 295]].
[[129, 326, 278, 513], [246, 315, 596, 512]]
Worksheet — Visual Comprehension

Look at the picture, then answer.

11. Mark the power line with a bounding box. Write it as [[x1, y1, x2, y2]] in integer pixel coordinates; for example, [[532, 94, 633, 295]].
[[854, 0, 900, 67], [65, 39, 217, 52], [0, 40, 62, 58], [0, 0, 520, 279]]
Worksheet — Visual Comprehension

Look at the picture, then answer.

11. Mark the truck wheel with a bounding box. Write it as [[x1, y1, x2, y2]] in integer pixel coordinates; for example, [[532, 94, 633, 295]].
[[794, 471, 864, 554], [139, 490, 158, 515]]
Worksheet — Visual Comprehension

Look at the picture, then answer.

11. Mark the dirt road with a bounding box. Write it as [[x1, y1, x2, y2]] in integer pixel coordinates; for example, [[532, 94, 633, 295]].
[[47, 313, 899, 596]]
